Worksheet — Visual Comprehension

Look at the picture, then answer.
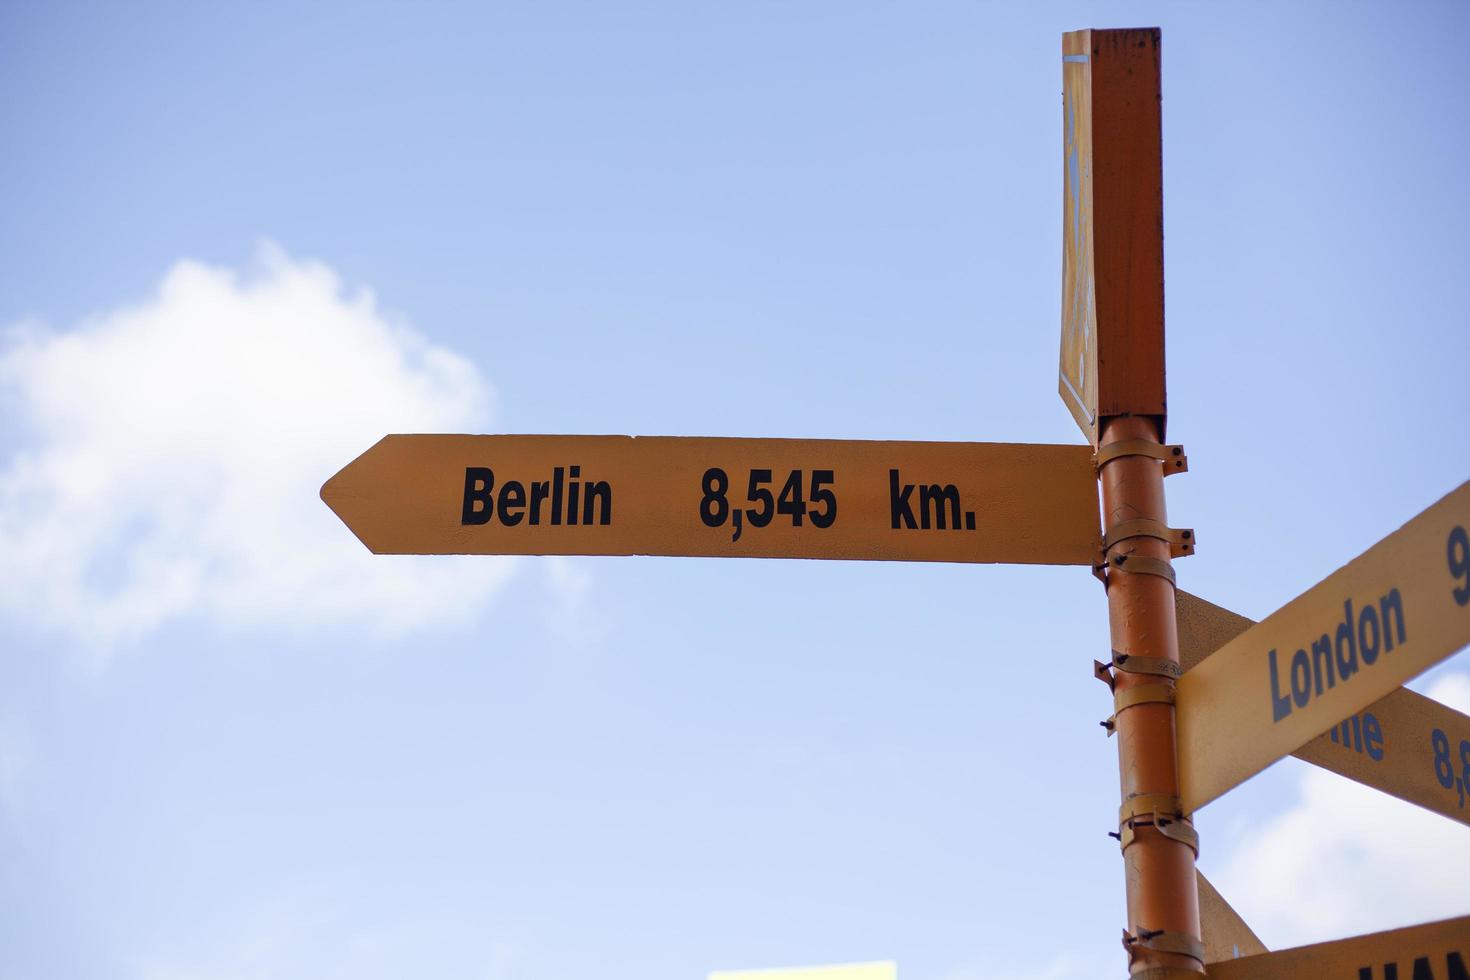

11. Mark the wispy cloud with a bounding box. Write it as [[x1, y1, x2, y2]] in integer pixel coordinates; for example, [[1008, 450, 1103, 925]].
[[0, 244, 511, 649]]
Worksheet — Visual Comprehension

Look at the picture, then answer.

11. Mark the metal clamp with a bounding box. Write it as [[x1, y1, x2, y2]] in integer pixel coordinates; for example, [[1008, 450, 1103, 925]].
[[1119, 793, 1186, 825], [1096, 440, 1189, 476], [1111, 651, 1182, 680], [1103, 518, 1195, 558], [1114, 793, 1199, 858], [1100, 682, 1176, 735], [1123, 928, 1206, 964], [1117, 816, 1201, 856], [1101, 552, 1177, 587], [1093, 653, 1182, 694]]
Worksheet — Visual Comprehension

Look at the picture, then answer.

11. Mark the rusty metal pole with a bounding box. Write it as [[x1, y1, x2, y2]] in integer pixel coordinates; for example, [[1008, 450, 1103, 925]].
[[1099, 415, 1203, 977]]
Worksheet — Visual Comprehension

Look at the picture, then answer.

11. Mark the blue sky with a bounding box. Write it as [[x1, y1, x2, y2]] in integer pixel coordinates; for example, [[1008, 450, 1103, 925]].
[[2, 2, 1468, 978]]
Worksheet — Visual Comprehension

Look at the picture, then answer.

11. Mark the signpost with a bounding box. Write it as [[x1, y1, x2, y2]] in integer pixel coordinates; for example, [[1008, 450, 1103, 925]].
[[1176, 483, 1470, 812], [1205, 915, 1470, 980], [319, 26, 1470, 978], [321, 434, 1100, 565], [1178, 590, 1470, 827]]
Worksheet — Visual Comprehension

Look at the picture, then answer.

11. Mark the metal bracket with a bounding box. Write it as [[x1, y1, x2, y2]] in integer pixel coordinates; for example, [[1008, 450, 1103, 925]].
[[1100, 682, 1176, 736], [1094, 653, 1181, 698], [1115, 793, 1200, 858], [1123, 928, 1206, 964], [1103, 518, 1195, 558], [1119, 793, 1185, 825], [1111, 651, 1182, 680], [1100, 552, 1177, 587], [1096, 440, 1189, 476], [1117, 815, 1200, 857]]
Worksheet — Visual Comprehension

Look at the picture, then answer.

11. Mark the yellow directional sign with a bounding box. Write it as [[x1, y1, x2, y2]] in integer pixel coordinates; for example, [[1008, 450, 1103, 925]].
[[321, 435, 1101, 565], [1178, 591, 1470, 828], [1206, 915, 1470, 980], [1196, 870, 1268, 963], [1177, 483, 1470, 813]]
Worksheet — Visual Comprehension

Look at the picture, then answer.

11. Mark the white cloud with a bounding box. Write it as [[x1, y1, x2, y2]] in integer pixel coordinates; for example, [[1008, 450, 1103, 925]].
[[0, 244, 512, 648], [1423, 672, 1470, 714], [1214, 671, 1470, 949]]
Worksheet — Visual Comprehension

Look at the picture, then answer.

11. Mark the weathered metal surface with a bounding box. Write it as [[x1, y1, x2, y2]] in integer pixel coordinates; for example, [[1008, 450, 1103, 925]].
[[1060, 28, 1166, 445]]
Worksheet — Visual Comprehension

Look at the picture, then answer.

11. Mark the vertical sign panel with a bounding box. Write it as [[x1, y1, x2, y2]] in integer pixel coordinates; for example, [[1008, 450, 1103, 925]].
[[1059, 29, 1166, 444]]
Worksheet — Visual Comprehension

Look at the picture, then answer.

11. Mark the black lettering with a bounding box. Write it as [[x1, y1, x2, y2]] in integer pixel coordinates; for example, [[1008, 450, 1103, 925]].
[[1270, 649, 1293, 721], [551, 467, 564, 525], [965, 511, 976, 530], [1311, 634, 1336, 695], [1412, 956, 1434, 980], [530, 481, 550, 525], [567, 465, 581, 526], [1336, 601, 1359, 678], [1447, 951, 1469, 980], [1351, 713, 1363, 752], [1360, 604, 1382, 665], [1291, 649, 1312, 708], [918, 483, 961, 530], [584, 480, 612, 526], [462, 467, 494, 525], [498, 480, 525, 526], [1363, 712, 1384, 762], [1380, 589, 1406, 652], [889, 470, 916, 529]]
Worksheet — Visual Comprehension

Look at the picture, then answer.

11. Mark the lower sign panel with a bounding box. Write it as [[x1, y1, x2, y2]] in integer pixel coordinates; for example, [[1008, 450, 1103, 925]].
[[1206, 915, 1470, 979], [321, 435, 1101, 565]]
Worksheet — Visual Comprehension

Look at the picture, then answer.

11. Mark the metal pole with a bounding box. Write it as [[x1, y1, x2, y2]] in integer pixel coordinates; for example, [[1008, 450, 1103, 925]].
[[1099, 415, 1203, 977]]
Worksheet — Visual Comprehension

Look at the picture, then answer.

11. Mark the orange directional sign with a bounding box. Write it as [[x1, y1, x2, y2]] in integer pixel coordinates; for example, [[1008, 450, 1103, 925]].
[[1177, 482, 1470, 812], [1178, 591, 1470, 828], [1060, 28, 1166, 445], [1206, 915, 1470, 980], [321, 435, 1101, 565]]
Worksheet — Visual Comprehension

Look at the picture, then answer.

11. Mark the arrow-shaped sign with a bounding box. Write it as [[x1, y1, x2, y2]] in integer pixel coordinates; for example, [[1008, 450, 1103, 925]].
[[1178, 590, 1470, 827], [1205, 915, 1470, 979], [322, 434, 1101, 565], [1176, 482, 1470, 813]]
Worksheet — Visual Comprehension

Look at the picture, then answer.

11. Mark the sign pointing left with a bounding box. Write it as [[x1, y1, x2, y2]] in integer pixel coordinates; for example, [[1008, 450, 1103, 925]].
[[321, 434, 1100, 565]]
